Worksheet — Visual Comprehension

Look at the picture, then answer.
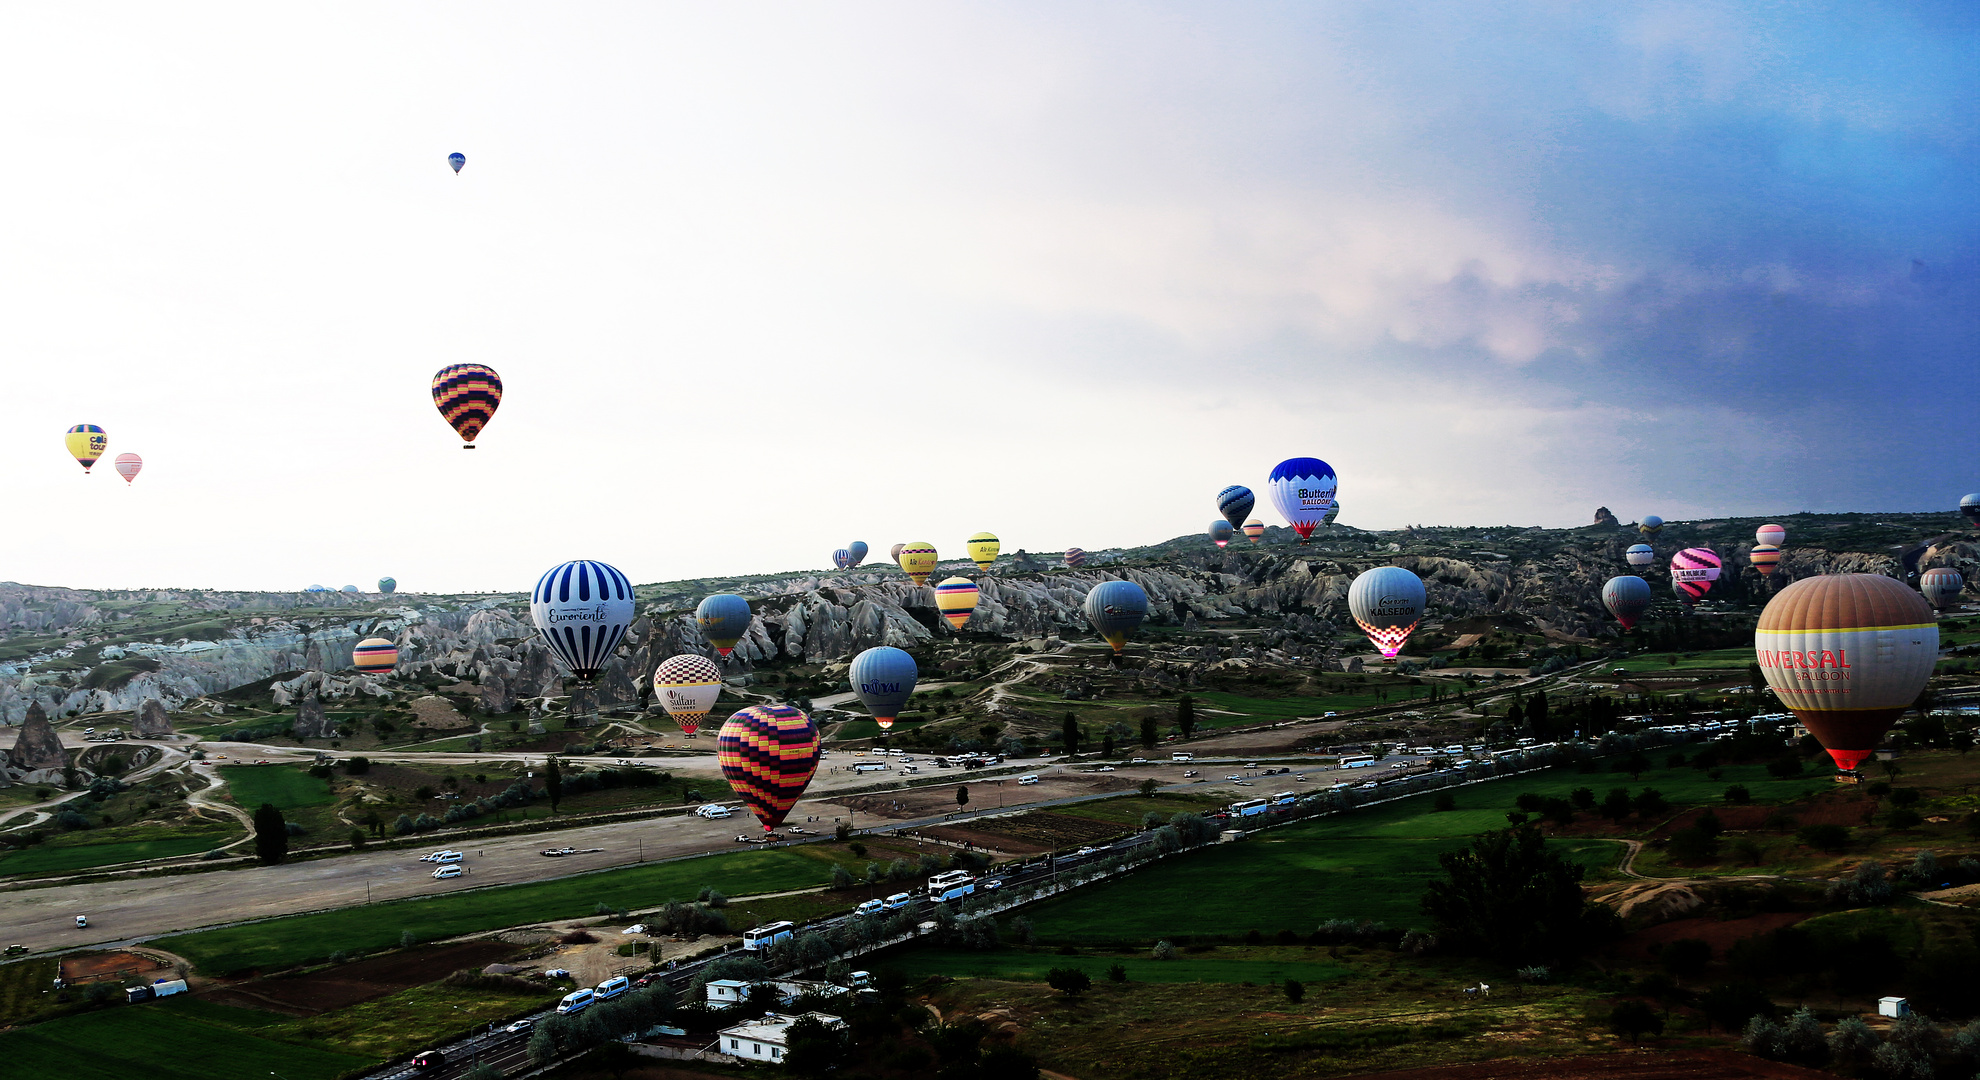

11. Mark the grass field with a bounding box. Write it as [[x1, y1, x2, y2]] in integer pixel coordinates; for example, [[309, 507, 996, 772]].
[[1053, 794, 1226, 826], [271, 981, 556, 1059], [0, 831, 232, 877], [0, 956, 62, 1026], [155, 843, 861, 974], [0, 998, 371, 1080], [885, 945, 1355, 985], [1605, 647, 1754, 673], [1193, 688, 1419, 721], [220, 765, 334, 811]]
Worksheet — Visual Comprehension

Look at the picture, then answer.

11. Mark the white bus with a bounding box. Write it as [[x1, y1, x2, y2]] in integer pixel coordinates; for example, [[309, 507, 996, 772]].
[[1171, 752, 1194, 762], [1269, 791, 1297, 808], [1338, 755, 1376, 769], [741, 921, 796, 951], [927, 870, 976, 902], [1229, 798, 1270, 818]]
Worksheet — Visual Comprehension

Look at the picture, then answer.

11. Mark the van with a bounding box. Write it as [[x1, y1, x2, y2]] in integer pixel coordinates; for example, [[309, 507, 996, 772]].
[[432, 865, 463, 880], [694, 804, 733, 819], [882, 892, 913, 911], [1017, 774, 1039, 785], [557, 988, 595, 1014], [855, 899, 884, 917], [595, 976, 630, 1000], [433, 851, 463, 864], [412, 1050, 447, 1070]]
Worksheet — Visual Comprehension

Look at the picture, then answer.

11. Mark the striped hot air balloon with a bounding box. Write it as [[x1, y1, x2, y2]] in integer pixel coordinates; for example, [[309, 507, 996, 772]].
[[352, 637, 399, 675], [1669, 548, 1721, 605], [1215, 486, 1255, 531], [1921, 567, 1965, 610], [1749, 545, 1782, 577], [448, 152, 466, 173], [1756, 524, 1786, 547], [654, 653, 723, 736], [1208, 520, 1234, 548], [1962, 494, 1980, 528], [832, 548, 853, 570], [1626, 544, 1655, 568], [1242, 520, 1265, 543], [850, 646, 917, 731], [1756, 574, 1936, 774], [431, 364, 502, 448], [529, 560, 635, 681], [718, 704, 819, 832], [1083, 579, 1148, 655], [1639, 515, 1664, 535], [65, 425, 107, 473], [848, 541, 869, 566], [966, 532, 1000, 572], [897, 542, 938, 586], [1267, 457, 1337, 541], [113, 453, 143, 484], [696, 594, 753, 657], [1602, 575, 1652, 632], [934, 577, 980, 630], [1064, 547, 1087, 568], [1347, 566, 1425, 660]]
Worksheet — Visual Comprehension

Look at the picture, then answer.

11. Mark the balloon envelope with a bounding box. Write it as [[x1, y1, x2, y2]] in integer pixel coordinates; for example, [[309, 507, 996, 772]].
[[889, 543, 905, 563], [530, 560, 635, 681], [1064, 548, 1087, 568], [1626, 544, 1655, 567], [341, 585, 359, 593], [1267, 457, 1337, 541], [696, 594, 753, 657], [65, 425, 106, 473], [1347, 566, 1425, 660], [1602, 575, 1653, 631], [934, 577, 980, 630], [898, 542, 938, 586], [1670, 548, 1722, 604], [353, 637, 398, 674], [113, 453, 142, 484], [850, 646, 917, 729], [1921, 567, 1965, 610], [718, 704, 819, 832], [1756, 524, 1786, 547], [1215, 485, 1255, 530], [1208, 520, 1234, 547], [848, 541, 869, 566], [1756, 574, 1936, 772], [377, 577, 397, 593], [448, 152, 465, 173], [1749, 545, 1781, 576], [832, 548, 853, 570], [1962, 494, 1980, 527], [966, 532, 1000, 572], [1639, 515, 1664, 535], [654, 653, 723, 735], [1242, 520, 1265, 543], [431, 364, 502, 447], [1083, 579, 1148, 654]]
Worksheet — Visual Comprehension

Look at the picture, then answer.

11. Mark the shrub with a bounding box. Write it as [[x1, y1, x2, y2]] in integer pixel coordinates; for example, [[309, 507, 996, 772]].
[[1152, 940, 1175, 960], [1047, 968, 1091, 996], [1610, 1000, 1663, 1044], [1885, 807, 1924, 830], [1106, 963, 1127, 983], [1798, 823, 1849, 852], [1283, 978, 1305, 1004]]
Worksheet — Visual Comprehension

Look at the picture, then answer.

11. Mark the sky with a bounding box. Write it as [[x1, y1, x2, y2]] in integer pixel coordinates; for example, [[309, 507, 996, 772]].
[[1, 2, 1973, 593]]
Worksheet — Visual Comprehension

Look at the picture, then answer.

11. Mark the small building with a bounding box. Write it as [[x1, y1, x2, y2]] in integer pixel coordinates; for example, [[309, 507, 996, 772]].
[[1879, 997, 1910, 1018], [716, 1012, 845, 1065], [705, 978, 845, 1009]]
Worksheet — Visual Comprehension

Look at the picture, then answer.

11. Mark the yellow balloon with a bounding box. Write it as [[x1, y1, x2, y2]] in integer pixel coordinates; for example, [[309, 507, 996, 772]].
[[966, 531, 1000, 572], [897, 542, 938, 586], [65, 425, 107, 473]]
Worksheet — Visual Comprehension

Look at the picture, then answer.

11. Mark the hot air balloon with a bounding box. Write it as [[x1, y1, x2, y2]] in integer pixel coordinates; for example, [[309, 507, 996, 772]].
[[1267, 457, 1337, 542], [1626, 544, 1655, 568], [1083, 579, 1148, 655], [848, 541, 869, 566], [1962, 494, 1980, 528], [889, 543, 906, 563], [695, 594, 753, 657], [305, 584, 328, 593], [1347, 566, 1426, 661], [448, 152, 466, 173], [352, 637, 399, 675], [112, 453, 142, 484], [1639, 515, 1664, 535], [1215, 486, 1255, 531], [1669, 548, 1722, 605], [431, 364, 502, 448], [718, 704, 819, 832], [850, 646, 917, 731], [1064, 548, 1087, 568], [530, 560, 635, 681], [1921, 567, 1965, 610], [1602, 575, 1652, 632], [1756, 524, 1786, 547], [1242, 520, 1265, 543], [65, 425, 106, 473], [1324, 503, 1341, 527], [341, 585, 360, 593], [934, 577, 980, 630], [898, 542, 938, 586], [1208, 520, 1234, 548], [654, 653, 723, 736], [1749, 545, 1781, 577], [832, 548, 853, 570], [1756, 574, 1936, 774], [967, 532, 1000, 573], [378, 577, 397, 593]]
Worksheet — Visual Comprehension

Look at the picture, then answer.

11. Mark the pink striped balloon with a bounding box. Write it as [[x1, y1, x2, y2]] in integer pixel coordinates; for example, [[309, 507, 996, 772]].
[[113, 453, 143, 485]]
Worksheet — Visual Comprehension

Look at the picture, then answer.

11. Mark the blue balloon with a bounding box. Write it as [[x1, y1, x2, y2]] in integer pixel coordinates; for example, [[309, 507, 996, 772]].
[[1208, 520, 1235, 546], [340, 585, 359, 594], [1267, 457, 1337, 541], [304, 584, 328, 592], [695, 593, 754, 656], [377, 576, 397, 593], [1083, 579, 1149, 654], [1215, 485, 1255, 530], [848, 541, 869, 566], [529, 560, 635, 681], [832, 548, 853, 570], [448, 152, 466, 174], [850, 646, 918, 727]]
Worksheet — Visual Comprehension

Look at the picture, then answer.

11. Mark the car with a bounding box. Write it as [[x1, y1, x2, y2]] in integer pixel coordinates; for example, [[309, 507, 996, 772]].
[[1232, 780, 1251, 786], [1072, 846, 1098, 857], [74, 915, 88, 928], [540, 848, 568, 857], [1183, 770, 1199, 778], [1243, 762, 1259, 769], [981, 878, 1004, 890], [505, 1019, 535, 1034], [623, 924, 648, 935], [1098, 766, 1115, 772], [433, 866, 463, 879], [855, 899, 884, 917], [1226, 774, 1241, 781], [411, 1050, 446, 1070], [1294, 774, 1306, 781], [1130, 757, 1147, 764]]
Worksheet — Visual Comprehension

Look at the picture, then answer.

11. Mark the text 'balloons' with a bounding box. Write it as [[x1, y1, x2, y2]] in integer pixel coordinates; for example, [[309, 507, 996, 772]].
[[1267, 457, 1337, 542]]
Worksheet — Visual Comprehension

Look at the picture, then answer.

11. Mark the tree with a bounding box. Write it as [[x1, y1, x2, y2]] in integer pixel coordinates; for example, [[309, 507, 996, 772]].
[[1177, 695, 1196, 738], [1139, 715, 1157, 749], [956, 785, 970, 810], [1724, 784, 1751, 804], [1662, 938, 1712, 980], [545, 756, 563, 812], [1061, 713, 1081, 755], [782, 1014, 846, 1076], [1668, 826, 1720, 865], [1798, 823, 1850, 853], [588, 1040, 635, 1078], [1570, 787, 1596, 811], [347, 827, 367, 850], [1610, 999, 1665, 1044], [254, 802, 289, 864], [1106, 963, 1128, 983], [1102, 734, 1115, 757], [1283, 978, 1305, 1003], [1698, 982, 1774, 1032], [1046, 968, 1091, 996], [1138, 778, 1158, 797], [1600, 788, 1633, 822], [1421, 825, 1618, 964]]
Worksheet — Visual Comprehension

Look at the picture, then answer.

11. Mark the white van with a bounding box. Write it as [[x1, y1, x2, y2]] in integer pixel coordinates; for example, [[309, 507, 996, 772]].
[[694, 804, 733, 819], [433, 851, 463, 864], [557, 988, 595, 1014], [1171, 752, 1193, 762], [854, 899, 884, 917], [882, 892, 913, 911], [432, 866, 463, 880], [595, 976, 630, 1000], [1017, 774, 1039, 785]]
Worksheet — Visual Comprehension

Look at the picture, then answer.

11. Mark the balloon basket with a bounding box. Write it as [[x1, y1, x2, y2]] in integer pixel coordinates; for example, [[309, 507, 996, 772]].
[[1833, 770, 1864, 785], [462, 444, 476, 450]]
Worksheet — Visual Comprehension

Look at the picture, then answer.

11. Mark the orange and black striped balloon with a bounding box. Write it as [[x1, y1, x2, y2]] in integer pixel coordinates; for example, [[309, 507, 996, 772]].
[[431, 364, 503, 448], [717, 704, 819, 832]]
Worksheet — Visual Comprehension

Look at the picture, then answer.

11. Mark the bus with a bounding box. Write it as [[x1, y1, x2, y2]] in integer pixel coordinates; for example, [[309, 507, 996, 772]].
[[741, 921, 796, 951], [927, 870, 976, 902], [1229, 798, 1270, 818], [1338, 755, 1376, 769], [1269, 791, 1297, 808]]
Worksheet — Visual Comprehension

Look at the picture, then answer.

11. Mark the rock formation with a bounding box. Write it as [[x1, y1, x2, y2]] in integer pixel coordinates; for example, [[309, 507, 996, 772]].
[[293, 687, 333, 739], [592, 660, 639, 711], [10, 703, 67, 772], [134, 699, 174, 738]]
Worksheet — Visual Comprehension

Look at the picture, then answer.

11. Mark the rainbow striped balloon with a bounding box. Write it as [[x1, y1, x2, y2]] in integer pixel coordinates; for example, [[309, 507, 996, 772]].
[[934, 577, 980, 630], [352, 637, 399, 675], [431, 364, 503, 448], [1242, 520, 1264, 543], [1749, 545, 1781, 577], [718, 704, 819, 832]]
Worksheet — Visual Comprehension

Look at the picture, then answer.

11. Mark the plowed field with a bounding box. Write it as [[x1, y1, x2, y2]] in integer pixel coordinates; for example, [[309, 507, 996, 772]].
[[199, 940, 518, 1015]]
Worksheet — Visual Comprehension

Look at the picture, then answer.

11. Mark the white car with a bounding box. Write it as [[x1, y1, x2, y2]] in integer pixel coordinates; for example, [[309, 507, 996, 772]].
[[75, 915, 88, 928], [433, 866, 463, 879], [1073, 846, 1098, 857], [1226, 774, 1242, 781], [505, 1019, 535, 1034], [1098, 766, 1116, 772], [1130, 757, 1147, 764]]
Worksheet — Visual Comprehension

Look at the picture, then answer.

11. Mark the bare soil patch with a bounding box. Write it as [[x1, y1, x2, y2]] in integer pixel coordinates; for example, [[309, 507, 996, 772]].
[[1621, 912, 1811, 961], [410, 696, 473, 731], [1349, 1050, 1837, 1080], [60, 950, 173, 983], [919, 811, 1127, 855], [199, 940, 520, 1015], [830, 772, 1132, 820]]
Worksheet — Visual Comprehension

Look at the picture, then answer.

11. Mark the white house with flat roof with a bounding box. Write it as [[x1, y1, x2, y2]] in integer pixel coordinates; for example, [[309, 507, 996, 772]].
[[715, 1012, 845, 1064], [705, 978, 845, 1008]]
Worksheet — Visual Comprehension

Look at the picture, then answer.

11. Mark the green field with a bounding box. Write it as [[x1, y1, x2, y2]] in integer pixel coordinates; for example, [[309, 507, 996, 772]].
[[885, 945, 1355, 985], [1193, 689, 1410, 722], [0, 998, 370, 1080], [155, 843, 858, 974], [1055, 794, 1226, 826], [220, 765, 334, 811], [1605, 647, 1754, 673], [0, 831, 232, 877]]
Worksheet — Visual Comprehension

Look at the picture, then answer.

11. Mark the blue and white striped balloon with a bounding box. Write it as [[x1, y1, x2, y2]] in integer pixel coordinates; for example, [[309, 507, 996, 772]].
[[530, 559, 635, 682]]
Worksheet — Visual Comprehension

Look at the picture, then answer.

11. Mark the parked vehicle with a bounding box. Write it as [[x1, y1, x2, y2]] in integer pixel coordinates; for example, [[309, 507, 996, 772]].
[[981, 878, 1004, 890], [432, 866, 462, 879], [927, 870, 977, 902], [855, 899, 884, 917], [882, 892, 913, 911], [543, 968, 573, 980], [694, 804, 733, 819], [412, 1050, 446, 1070], [1183, 770, 1199, 778], [557, 988, 596, 1014], [1072, 846, 1099, 856], [505, 1019, 535, 1034], [848, 971, 874, 990], [74, 916, 87, 928], [595, 976, 631, 1000], [1017, 774, 1039, 785], [432, 851, 463, 864], [1171, 752, 1194, 762]]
